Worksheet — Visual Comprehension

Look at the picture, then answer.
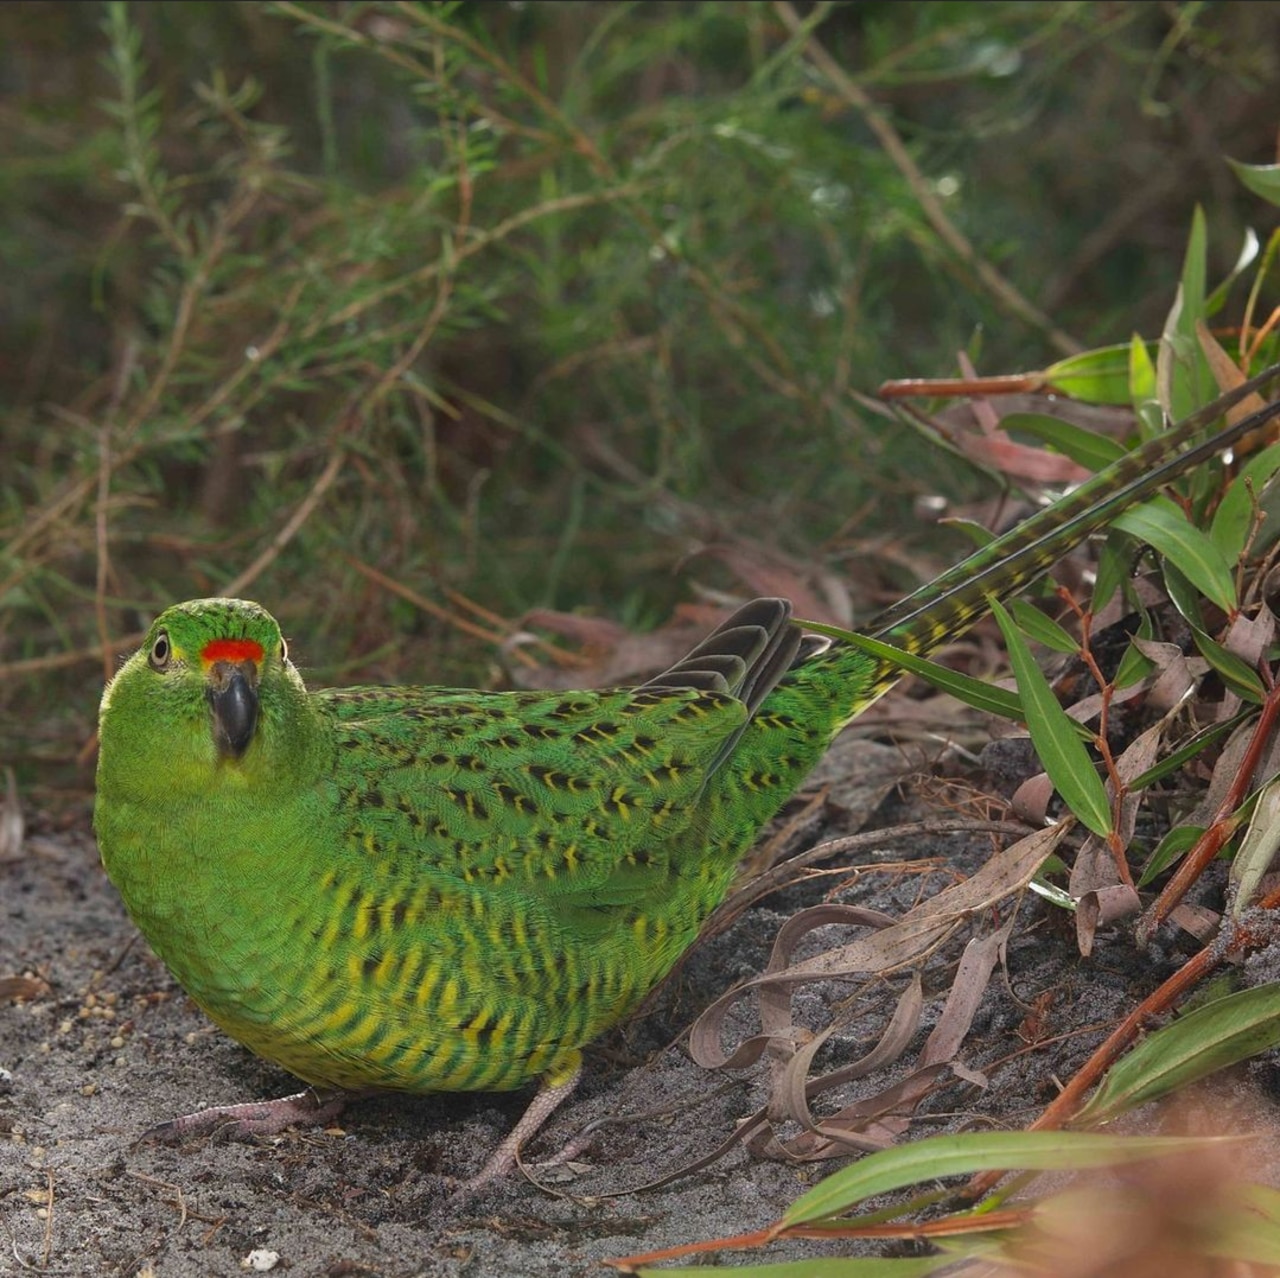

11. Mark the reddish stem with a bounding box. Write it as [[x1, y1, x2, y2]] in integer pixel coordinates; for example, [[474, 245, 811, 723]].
[[1138, 668, 1280, 941]]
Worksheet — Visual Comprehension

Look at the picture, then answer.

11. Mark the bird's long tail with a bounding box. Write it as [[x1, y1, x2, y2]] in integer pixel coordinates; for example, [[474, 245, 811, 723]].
[[816, 363, 1280, 730]]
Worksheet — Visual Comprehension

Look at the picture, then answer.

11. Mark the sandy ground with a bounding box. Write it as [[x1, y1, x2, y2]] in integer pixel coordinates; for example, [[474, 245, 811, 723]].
[[3, 733, 1278, 1277]]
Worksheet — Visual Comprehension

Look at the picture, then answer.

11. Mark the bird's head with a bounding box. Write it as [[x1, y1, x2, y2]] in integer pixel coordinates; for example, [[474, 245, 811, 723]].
[[98, 599, 308, 787]]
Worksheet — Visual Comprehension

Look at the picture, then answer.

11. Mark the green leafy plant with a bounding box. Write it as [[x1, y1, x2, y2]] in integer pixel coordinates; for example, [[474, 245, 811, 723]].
[[608, 168, 1280, 1273]]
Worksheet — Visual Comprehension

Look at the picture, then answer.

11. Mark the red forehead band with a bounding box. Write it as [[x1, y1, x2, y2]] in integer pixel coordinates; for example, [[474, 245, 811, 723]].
[[201, 638, 265, 665]]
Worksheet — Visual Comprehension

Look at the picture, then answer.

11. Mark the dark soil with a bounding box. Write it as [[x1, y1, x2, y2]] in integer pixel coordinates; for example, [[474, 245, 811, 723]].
[[3, 733, 1278, 1277]]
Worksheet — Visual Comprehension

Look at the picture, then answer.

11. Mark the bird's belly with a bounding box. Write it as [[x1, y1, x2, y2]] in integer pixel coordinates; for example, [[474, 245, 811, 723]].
[[156, 903, 643, 1098], [109, 818, 693, 1098]]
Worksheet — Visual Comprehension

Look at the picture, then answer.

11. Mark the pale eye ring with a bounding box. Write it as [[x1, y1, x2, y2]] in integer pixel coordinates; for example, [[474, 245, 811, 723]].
[[280, 636, 289, 663], [149, 631, 171, 671]]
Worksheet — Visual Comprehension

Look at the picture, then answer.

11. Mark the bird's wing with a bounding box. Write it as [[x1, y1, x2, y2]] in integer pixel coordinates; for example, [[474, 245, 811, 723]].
[[316, 680, 750, 899], [314, 598, 800, 900]]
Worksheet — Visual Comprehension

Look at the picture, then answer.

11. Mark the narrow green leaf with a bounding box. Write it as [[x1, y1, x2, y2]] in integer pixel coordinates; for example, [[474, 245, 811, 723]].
[[1137, 824, 1205, 887], [1158, 207, 1210, 421], [1161, 558, 1208, 631], [1078, 983, 1280, 1124], [1228, 158, 1280, 207], [1112, 645, 1155, 689], [999, 413, 1126, 471], [799, 622, 1028, 723], [1130, 713, 1246, 790], [1206, 1207, 1280, 1267], [1007, 599, 1080, 654], [1091, 530, 1137, 612], [1113, 496, 1237, 614], [1229, 773, 1280, 915], [1113, 616, 1155, 690], [1045, 344, 1143, 406], [1209, 441, 1280, 562], [1028, 876, 1077, 911], [1237, 1183, 1280, 1226], [781, 1132, 1241, 1227], [1135, 397, 1165, 438], [938, 516, 997, 551], [1128, 332, 1157, 408], [1181, 205, 1209, 342], [1205, 226, 1260, 317], [990, 598, 1113, 837], [1192, 630, 1264, 702], [639, 1260, 946, 1278]]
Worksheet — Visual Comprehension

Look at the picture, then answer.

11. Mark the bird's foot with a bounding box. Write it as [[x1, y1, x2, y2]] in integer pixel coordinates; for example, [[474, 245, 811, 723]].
[[447, 1067, 582, 1206], [140, 1088, 353, 1145]]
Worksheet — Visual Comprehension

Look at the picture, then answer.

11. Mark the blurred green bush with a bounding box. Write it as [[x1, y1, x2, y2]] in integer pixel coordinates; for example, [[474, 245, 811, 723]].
[[2, 1, 1277, 798]]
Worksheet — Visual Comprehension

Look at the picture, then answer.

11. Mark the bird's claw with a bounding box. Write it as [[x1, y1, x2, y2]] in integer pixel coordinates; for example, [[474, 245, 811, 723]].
[[136, 1089, 350, 1145]]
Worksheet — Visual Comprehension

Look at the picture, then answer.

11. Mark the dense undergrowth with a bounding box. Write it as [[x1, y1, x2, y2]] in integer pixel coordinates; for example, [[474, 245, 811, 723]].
[[2, 1, 1278, 800]]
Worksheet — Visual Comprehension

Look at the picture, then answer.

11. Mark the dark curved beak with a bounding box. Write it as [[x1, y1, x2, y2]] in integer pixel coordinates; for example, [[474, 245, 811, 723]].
[[206, 661, 259, 760]]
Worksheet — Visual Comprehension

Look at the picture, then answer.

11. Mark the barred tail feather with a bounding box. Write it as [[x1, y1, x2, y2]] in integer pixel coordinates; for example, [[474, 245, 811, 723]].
[[815, 364, 1280, 734]]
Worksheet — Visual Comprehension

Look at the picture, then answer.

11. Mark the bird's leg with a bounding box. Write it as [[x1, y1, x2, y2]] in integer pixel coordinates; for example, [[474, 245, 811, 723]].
[[463, 1064, 581, 1192], [141, 1087, 369, 1144]]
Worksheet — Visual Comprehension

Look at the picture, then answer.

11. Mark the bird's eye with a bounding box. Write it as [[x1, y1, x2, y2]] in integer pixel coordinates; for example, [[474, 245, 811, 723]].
[[280, 636, 289, 663], [149, 631, 171, 671]]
